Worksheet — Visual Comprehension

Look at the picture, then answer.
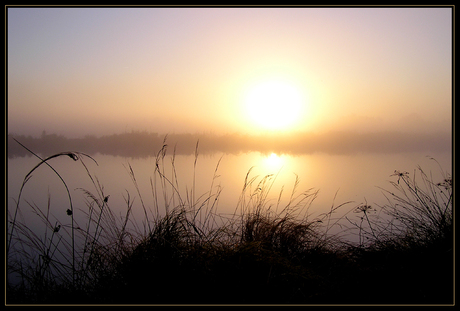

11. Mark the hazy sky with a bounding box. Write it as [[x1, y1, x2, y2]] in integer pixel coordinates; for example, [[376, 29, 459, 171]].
[[7, 6, 452, 138]]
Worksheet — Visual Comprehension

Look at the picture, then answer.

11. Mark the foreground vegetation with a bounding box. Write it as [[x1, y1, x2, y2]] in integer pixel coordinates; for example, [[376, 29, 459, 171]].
[[6, 140, 453, 304]]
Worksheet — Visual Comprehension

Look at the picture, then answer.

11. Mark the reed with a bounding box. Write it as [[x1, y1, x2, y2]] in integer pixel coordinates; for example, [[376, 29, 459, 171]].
[[345, 157, 453, 249]]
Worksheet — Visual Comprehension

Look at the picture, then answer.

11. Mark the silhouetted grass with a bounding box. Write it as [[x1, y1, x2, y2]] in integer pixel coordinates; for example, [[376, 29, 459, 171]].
[[6, 140, 453, 305]]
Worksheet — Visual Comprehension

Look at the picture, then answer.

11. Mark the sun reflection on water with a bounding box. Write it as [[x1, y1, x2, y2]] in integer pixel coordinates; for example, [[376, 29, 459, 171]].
[[262, 153, 285, 172]]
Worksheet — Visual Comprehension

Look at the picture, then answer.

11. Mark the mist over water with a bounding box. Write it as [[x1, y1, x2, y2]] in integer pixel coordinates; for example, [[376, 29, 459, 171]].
[[7, 129, 452, 158]]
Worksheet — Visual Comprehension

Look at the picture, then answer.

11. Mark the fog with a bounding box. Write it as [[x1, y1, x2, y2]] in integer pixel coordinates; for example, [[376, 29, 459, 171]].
[[8, 129, 451, 159]]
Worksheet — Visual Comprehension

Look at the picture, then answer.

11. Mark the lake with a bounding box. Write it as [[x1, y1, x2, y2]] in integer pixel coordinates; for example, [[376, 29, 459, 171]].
[[8, 150, 452, 245]]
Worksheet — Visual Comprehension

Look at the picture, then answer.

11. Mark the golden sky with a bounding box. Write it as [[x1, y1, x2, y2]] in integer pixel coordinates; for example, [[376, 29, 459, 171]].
[[7, 6, 452, 138]]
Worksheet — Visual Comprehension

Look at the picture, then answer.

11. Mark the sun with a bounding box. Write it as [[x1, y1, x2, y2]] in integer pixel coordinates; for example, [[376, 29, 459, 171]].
[[244, 79, 304, 131]]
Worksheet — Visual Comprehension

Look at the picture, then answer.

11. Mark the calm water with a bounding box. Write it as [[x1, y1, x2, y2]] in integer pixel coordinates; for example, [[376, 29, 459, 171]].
[[8, 151, 452, 240]]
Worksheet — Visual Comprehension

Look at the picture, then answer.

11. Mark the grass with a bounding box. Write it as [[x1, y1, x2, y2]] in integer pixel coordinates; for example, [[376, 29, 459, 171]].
[[6, 140, 453, 305]]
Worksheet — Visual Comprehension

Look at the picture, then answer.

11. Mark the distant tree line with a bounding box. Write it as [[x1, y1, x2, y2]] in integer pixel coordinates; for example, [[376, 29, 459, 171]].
[[7, 130, 452, 159]]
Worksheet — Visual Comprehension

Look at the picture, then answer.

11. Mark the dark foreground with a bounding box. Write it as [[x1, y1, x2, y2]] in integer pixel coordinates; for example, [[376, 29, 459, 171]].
[[7, 215, 453, 305]]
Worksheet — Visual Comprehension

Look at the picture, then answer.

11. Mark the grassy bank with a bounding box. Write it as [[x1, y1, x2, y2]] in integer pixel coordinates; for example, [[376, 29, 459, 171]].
[[6, 141, 453, 305]]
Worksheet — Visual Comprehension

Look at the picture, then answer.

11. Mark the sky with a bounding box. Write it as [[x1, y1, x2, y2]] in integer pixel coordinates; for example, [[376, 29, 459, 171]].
[[7, 6, 453, 138]]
